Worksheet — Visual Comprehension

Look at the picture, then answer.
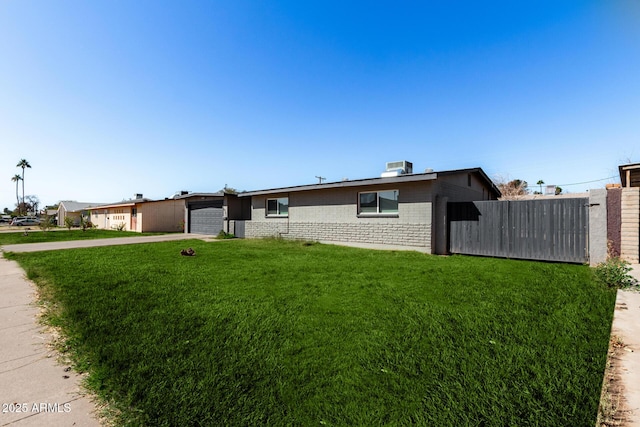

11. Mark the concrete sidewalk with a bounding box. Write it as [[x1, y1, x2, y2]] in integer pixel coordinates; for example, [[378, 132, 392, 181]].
[[1, 232, 213, 253], [0, 233, 214, 426], [607, 265, 640, 426], [0, 256, 101, 426]]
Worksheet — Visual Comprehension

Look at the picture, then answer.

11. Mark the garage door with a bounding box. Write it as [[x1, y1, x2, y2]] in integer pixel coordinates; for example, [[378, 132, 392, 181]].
[[189, 203, 224, 235]]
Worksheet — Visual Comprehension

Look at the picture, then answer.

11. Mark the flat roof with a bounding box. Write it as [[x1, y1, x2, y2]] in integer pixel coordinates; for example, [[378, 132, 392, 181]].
[[239, 172, 437, 197], [240, 167, 501, 198], [85, 198, 150, 210], [174, 192, 225, 199]]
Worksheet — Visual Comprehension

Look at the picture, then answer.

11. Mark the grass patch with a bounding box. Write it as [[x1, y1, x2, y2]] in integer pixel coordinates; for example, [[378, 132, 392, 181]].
[[7, 239, 616, 426], [0, 229, 165, 245]]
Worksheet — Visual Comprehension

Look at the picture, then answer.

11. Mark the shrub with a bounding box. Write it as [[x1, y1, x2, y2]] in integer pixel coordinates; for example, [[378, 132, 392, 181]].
[[39, 216, 54, 232], [64, 216, 75, 230], [216, 230, 235, 239], [80, 216, 95, 232], [593, 257, 639, 289], [111, 222, 127, 232]]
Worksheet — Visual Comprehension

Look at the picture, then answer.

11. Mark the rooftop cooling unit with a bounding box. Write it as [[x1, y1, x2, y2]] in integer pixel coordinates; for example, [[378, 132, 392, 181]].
[[381, 161, 413, 177], [386, 161, 413, 174]]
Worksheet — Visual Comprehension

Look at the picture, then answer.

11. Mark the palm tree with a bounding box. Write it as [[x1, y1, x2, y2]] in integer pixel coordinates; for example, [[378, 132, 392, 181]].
[[536, 180, 545, 195], [16, 159, 31, 215], [11, 174, 22, 214]]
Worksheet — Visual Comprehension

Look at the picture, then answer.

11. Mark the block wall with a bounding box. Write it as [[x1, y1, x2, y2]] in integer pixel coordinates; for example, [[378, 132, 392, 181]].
[[621, 187, 640, 263], [607, 188, 622, 257]]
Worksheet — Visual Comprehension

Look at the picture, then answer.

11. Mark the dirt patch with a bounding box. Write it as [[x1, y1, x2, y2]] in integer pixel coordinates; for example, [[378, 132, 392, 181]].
[[597, 334, 634, 426]]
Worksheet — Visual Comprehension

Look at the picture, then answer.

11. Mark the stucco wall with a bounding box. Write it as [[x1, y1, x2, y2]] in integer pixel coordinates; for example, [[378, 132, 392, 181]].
[[58, 211, 82, 227], [90, 208, 132, 231], [90, 210, 106, 229], [245, 181, 433, 249], [139, 200, 185, 232], [589, 189, 608, 265]]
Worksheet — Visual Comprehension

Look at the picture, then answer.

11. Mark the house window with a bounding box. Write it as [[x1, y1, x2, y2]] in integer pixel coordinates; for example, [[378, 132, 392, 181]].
[[266, 197, 288, 217], [359, 190, 399, 214]]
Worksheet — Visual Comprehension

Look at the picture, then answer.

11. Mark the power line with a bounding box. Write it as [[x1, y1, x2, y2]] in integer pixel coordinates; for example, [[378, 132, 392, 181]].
[[556, 176, 619, 187]]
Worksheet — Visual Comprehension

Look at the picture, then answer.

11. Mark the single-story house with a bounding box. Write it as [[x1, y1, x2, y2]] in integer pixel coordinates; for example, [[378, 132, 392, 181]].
[[84, 192, 250, 235], [86, 195, 185, 233], [236, 165, 501, 254], [57, 201, 105, 227]]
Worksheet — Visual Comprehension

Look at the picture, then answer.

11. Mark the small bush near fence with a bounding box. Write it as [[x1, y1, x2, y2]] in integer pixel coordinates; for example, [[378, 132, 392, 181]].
[[593, 257, 639, 289]]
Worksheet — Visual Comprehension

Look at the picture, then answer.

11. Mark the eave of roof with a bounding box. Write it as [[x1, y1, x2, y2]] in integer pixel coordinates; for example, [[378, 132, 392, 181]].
[[438, 167, 502, 197], [619, 163, 640, 187], [86, 198, 151, 210], [174, 192, 225, 199], [58, 201, 105, 212], [239, 172, 437, 197], [239, 167, 501, 198]]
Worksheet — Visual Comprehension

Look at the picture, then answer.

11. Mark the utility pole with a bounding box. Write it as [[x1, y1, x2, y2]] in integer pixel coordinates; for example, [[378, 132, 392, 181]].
[[315, 176, 326, 184]]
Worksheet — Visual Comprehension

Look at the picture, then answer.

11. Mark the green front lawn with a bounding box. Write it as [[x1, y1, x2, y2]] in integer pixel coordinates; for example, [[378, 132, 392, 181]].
[[6, 239, 616, 426], [0, 229, 165, 245]]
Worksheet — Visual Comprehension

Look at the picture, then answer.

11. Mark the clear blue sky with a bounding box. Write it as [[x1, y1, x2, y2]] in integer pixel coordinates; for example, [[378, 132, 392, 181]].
[[1, 1, 639, 210]]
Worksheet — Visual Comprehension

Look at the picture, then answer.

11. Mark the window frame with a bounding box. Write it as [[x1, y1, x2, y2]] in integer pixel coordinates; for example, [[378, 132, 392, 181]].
[[357, 190, 399, 216], [266, 197, 289, 217]]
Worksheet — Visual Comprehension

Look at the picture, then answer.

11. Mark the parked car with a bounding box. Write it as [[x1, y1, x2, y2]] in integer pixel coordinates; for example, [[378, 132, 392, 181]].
[[10, 216, 25, 225], [12, 218, 40, 226], [10, 216, 27, 225], [0, 215, 12, 223]]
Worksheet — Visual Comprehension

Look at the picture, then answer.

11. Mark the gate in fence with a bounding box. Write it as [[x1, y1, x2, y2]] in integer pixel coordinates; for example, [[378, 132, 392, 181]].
[[448, 198, 589, 263]]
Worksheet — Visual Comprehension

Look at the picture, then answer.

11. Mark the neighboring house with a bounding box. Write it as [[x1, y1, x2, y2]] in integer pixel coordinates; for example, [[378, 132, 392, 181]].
[[45, 209, 58, 223], [81, 192, 250, 235], [237, 165, 501, 254], [620, 163, 640, 188], [57, 201, 103, 227], [86, 195, 185, 233]]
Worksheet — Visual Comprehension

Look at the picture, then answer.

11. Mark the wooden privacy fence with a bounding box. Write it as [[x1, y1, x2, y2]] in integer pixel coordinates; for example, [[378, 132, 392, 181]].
[[448, 198, 589, 263]]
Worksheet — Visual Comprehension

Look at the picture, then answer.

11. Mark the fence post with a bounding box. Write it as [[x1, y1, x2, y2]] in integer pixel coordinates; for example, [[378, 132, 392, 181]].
[[588, 189, 607, 266]]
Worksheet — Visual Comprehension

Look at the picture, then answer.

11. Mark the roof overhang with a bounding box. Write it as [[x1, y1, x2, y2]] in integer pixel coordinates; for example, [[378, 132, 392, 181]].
[[174, 192, 225, 200], [239, 172, 438, 197], [86, 202, 138, 210], [239, 167, 501, 198], [619, 163, 640, 188]]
